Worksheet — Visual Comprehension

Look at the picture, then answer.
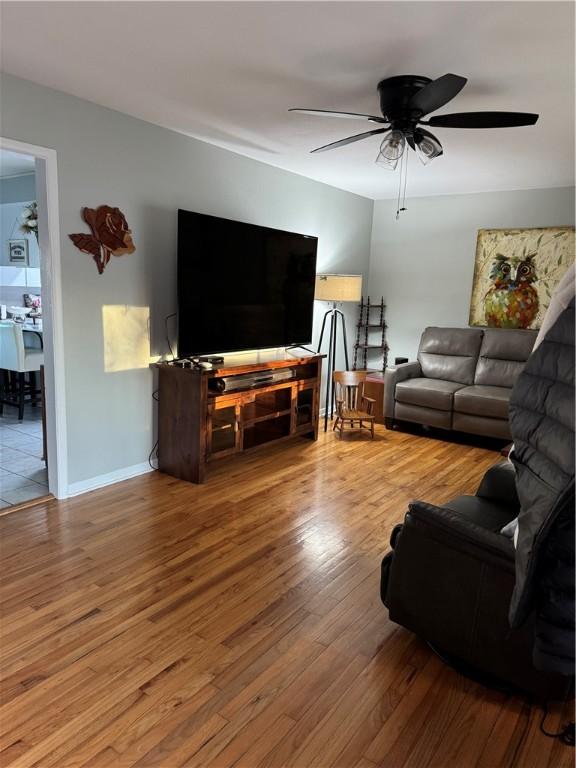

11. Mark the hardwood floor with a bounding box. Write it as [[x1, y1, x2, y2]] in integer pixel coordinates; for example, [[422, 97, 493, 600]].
[[0, 426, 572, 767]]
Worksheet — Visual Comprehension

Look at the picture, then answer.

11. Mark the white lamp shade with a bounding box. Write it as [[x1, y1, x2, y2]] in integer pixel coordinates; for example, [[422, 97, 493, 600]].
[[315, 274, 362, 302]]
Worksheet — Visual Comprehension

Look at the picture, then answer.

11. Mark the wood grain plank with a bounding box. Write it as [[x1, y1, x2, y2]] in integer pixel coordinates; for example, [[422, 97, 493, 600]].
[[0, 427, 568, 768]]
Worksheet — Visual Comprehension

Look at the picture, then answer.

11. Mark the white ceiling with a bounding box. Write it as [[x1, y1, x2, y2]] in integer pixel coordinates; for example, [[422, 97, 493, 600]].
[[0, 149, 35, 178], [1, 2, 574, 199]]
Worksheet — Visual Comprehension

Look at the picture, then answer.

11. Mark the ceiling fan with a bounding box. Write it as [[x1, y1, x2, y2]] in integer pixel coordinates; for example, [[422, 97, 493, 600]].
[[290, 74, 539, 169]]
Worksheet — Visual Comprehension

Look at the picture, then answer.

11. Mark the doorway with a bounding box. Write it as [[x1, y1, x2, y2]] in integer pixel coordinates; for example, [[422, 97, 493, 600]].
[[0, 137, 68, 506]]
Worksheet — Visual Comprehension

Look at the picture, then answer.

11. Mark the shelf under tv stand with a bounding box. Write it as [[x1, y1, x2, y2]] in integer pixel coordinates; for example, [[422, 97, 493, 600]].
[[156, 353, 324, 484]]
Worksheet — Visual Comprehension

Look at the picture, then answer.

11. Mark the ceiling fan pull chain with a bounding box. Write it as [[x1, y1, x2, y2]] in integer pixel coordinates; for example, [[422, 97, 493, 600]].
[[396, 149, 409, 219], [395, 151, 404, 219], [401, 150, 409, 213]]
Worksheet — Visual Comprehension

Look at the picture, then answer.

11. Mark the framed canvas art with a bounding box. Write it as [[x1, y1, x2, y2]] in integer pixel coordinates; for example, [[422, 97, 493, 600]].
[[469, 227, 575, 329]]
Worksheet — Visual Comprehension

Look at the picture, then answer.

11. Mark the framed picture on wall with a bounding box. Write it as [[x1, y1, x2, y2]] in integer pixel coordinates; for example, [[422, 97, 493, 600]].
[[469, 227, 575, 330], [8, 239, 29, 265]]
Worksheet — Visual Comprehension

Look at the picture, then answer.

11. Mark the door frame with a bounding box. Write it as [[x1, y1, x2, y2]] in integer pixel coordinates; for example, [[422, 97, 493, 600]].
[[1, 136, 68, 499]]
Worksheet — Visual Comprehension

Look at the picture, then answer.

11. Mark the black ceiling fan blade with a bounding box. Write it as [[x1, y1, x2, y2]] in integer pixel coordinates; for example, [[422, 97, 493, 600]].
[[310, 127, 390, 153], [415, 127, 441, 142], [409, 74, 468, 116], [289, 108, 386, 123], [415, 127, 443, 148], [428, 111, 539, 128]]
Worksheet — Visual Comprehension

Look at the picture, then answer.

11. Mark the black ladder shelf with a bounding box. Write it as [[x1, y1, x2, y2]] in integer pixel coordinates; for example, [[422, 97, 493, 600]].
[[352, 296, 389, 373]]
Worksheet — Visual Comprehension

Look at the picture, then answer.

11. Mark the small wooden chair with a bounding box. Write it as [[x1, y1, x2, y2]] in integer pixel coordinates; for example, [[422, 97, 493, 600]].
[[332, 370, 376, 439]]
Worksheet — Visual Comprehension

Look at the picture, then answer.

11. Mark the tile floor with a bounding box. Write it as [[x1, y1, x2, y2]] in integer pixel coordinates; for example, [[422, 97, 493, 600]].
[[0, 405, 48, 508]]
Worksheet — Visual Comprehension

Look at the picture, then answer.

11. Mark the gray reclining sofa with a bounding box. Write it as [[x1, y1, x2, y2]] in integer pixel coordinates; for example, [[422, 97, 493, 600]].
[[384, 327, 536, 440]]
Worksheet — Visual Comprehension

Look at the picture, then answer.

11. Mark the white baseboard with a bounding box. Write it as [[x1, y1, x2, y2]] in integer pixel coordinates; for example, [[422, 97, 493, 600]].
[[66, 461, 155, 498]]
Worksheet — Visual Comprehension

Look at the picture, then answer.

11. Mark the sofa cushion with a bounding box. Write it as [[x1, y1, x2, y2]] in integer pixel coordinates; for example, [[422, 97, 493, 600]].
[[452, 412, 512, 440], [395, 402, 452, 429], [454, 385, 511, 420], [474, 329, 536, 387], [395, 378, 464, 411], [418, 327, 484, 385]]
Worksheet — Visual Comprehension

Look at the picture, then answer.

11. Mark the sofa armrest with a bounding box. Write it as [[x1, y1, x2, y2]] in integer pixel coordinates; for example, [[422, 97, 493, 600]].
[[384, 361, 422, 419], [476, 462, 520, 511], [403, 500, 515, 566]]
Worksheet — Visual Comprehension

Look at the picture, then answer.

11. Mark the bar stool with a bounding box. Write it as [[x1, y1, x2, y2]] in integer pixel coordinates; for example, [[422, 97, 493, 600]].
[[0, 322, 44, 420]]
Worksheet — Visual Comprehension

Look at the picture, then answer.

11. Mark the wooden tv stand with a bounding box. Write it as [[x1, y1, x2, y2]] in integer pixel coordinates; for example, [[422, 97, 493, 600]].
[[156, 353, 324, 484]]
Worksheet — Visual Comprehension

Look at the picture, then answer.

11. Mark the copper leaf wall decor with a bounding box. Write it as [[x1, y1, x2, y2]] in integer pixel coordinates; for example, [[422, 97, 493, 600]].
[[69, 206, 135, 274]]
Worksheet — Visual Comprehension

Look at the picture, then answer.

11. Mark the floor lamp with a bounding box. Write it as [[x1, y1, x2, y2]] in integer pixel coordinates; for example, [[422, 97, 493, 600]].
[[315, 274, 363, 431]]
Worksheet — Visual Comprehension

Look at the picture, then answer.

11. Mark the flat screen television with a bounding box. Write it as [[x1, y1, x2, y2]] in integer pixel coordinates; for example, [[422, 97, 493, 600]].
[[177, 210, 318, 357]]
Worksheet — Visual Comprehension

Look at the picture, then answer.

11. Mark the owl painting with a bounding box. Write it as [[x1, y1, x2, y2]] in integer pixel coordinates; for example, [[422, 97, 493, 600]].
[[469, 228, 575, 330], [484, 254, 539, 328]]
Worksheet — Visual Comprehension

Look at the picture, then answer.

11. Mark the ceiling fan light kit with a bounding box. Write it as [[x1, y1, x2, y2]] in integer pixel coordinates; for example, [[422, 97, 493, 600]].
[[414, 129, 443, 165], [290, 73, 539, 218], [375, 130, 405, 170]]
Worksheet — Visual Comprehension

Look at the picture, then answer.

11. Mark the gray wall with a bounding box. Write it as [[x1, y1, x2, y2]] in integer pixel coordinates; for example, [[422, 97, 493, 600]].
[[0, 174, 41, 309], [1, 202, 41, 267], [369, 187, 575, 361], [0, 74, 373, 487], [0, 175, 40, 269], [0, 173, 35, 204]]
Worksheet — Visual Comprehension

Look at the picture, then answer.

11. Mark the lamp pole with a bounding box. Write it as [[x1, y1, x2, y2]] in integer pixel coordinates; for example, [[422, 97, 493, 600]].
[[317, 302, 349, 431]]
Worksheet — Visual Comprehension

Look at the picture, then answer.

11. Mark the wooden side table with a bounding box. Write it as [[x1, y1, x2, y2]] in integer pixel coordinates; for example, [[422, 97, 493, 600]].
[[362, 371, 385, 425]]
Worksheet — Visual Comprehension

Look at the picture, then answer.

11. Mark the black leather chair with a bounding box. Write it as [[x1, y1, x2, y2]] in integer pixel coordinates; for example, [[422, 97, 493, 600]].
[[380, 461, 573, 701]]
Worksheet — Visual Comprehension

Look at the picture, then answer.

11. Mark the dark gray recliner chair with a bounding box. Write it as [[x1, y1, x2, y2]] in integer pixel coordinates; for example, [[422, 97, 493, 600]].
[[380, 461, 573, 700]]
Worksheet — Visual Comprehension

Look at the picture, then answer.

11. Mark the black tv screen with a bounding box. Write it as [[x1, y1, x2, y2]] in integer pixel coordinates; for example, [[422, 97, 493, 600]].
[[177, 210, 318, 357]]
